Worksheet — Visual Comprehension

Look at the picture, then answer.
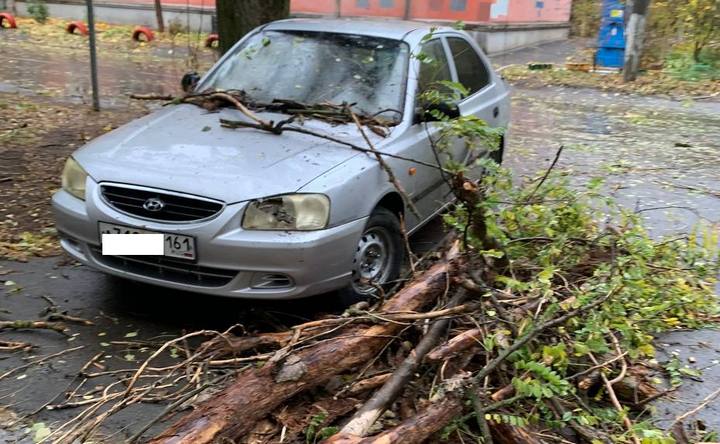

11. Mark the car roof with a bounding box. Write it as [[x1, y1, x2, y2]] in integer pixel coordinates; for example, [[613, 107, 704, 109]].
[[263, 18, 456, 41]]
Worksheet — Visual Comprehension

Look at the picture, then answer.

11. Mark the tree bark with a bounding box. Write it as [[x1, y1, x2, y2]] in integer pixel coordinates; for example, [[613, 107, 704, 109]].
[[324, 395, 464, 444], [324, 394, 544, 444], [148, 248, 458, 444], [426, 326, 483, 362], [216, 0, 290, 54], [623, 0, 651, 82], [153, 0, 164, 33], [339, 290, 468, 437]]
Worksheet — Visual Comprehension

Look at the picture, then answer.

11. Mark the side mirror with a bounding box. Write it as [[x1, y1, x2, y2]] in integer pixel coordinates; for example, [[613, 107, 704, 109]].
[[416, 101, 461, 123], [181, 72, 201, 93]]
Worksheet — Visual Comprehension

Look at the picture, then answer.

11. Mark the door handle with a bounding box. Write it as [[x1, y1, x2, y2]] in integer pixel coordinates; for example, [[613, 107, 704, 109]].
[[493, 107, 499, 118]]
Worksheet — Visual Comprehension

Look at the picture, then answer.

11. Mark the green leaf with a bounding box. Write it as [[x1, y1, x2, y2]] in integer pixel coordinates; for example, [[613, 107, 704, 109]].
[[30, 423, 51, 443]]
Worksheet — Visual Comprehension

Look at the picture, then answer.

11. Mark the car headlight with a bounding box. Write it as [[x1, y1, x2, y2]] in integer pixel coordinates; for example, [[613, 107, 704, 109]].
[[242, 194, 330, 231], [61, 157, 88, 200]]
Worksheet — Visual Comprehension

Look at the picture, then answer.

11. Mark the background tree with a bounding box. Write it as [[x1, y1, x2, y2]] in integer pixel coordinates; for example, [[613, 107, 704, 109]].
[[683, 0, 719, 62], [216, 0, 290, 54], [154, 0, 165, 33]]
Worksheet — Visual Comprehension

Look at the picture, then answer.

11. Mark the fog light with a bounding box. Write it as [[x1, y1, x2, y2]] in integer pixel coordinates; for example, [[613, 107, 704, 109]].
[[250, 273, 294, 289]]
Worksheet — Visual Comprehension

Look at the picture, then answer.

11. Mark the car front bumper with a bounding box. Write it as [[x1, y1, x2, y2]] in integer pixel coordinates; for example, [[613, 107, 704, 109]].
[[51, 180, 367, 299]]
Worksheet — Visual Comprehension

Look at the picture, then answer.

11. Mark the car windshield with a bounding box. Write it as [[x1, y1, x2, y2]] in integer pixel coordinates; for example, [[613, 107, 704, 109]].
[[201, 30, 410, 121]]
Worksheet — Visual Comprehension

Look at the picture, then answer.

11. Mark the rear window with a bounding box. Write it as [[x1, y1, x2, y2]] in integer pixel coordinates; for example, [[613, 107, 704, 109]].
[[447, 37, 490, 95]]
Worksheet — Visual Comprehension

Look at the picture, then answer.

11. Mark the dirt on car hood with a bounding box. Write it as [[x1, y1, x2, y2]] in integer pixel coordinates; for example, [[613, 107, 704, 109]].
[[73, 104, 379, 203]]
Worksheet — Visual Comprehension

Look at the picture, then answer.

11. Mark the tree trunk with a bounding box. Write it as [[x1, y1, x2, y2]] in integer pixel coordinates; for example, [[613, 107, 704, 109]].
[[148, 250, 457, 444], [324, 394, 544, 444], [324, 395, 464, 444], [623, 0, 650, 82], [339, 290, 467, 437], [153, 0, 164, 33], [216, 0, 290, 54]]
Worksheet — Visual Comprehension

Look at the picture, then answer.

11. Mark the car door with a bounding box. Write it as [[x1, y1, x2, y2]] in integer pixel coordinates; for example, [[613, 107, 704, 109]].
[[445, 36, 507, 164], [403, 36, 457, 223]]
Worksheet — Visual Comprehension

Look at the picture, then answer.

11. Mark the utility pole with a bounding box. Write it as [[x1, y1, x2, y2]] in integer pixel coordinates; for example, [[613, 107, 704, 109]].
[[623, 0, 650, 82], [86, 0, 100, 111]]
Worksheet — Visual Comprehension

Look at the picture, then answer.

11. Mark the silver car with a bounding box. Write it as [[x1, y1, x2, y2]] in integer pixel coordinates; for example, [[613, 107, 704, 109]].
[[52, 19, 510, 299]]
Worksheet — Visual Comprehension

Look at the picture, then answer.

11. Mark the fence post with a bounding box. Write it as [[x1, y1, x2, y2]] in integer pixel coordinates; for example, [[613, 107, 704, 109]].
[[86, 0, 100, 111]]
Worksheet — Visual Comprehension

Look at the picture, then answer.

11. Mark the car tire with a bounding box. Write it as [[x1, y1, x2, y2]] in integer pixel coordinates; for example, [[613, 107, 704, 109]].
[[339, 207, 405, 305]]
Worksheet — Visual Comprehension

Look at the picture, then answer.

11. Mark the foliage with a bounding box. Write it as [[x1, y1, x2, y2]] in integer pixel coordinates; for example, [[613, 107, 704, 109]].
[[646, 0, 719, 64], [429, 81, 719, 441], [304, 412, 338, 444], [26, 0, 49, 24], [502, 64, 720, 98], [570, 0, 719, 71], [570, 0, 601, 37], [663, 49, 720, 81]]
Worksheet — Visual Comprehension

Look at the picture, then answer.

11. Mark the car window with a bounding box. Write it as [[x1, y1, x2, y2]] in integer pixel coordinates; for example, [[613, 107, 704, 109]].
[[417, 39, 453, 96], [447, 37, 490, 95], [201, 31, 410, 120]]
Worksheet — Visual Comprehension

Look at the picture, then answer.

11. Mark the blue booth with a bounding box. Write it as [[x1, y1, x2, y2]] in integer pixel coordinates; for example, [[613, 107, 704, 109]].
[[596, 0, 626, 68]]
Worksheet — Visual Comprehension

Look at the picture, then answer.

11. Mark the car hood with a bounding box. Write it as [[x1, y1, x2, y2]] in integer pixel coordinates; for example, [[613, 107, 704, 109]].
[[74, 104, 382, 203]]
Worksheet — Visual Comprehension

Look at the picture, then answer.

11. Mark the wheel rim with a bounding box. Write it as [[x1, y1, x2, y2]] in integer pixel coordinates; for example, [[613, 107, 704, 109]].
[[351, 226, 394, 295]]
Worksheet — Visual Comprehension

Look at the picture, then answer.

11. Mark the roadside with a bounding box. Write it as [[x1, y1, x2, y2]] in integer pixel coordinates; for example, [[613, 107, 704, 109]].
[[496, 37, 720, 100], [0, 34, 717, 441], [1, 22, 217, 260]]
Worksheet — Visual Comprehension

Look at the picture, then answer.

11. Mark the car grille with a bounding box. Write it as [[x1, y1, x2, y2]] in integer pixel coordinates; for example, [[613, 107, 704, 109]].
[[90, 248, 237, 287], [100, 184, 224, 222]]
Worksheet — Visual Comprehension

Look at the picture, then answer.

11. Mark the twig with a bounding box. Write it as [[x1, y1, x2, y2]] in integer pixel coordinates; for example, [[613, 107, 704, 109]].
[[399, 213, 417, 276], [340, 289, 468, 436], [569, 351, 630, 380], [0, 346, 84, 381], [470, 386, 494, 444], [127, 373, 231, 443], [130, 93, 175, 100], [219, 118, 449, 173], [206, 92, 273, 129], [656, 180, 720, 199], [525, 145, 564, 203], [0, 320, 68, 334], [471, 285, 621, 386], [669, 386, 720, 430], [589, 334, 640, 444], [0, 340, 32, 351], [351, 111, 420, 218]]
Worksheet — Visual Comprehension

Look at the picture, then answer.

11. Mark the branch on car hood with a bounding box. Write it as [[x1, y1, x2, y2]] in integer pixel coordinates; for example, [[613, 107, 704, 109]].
[[218, 118, 450, 174], [132, 90, 398, 134]]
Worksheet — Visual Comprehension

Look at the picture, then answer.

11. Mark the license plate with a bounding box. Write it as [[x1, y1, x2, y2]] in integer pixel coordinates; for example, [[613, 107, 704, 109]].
[[99, 222, 196, 260]]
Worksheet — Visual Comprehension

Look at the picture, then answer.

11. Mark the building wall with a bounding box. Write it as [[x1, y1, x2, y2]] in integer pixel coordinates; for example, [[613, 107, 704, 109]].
[[490, 0, 572, 22], [13, 0, 572, 53], [105, 0, 572, 23]]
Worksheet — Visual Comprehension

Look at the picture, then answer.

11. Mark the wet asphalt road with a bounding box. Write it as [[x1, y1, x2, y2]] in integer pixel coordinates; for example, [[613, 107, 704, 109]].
[[1, 34, 719, 441]]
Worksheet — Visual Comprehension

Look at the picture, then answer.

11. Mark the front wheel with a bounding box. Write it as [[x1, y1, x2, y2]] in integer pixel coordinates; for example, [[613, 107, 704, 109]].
[[343, 208, 404, 303]]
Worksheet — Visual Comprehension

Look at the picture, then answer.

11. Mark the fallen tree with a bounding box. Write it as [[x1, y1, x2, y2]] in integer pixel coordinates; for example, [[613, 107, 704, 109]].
[[147, 245, 460, 444], [134, 165, 717, 443], [46, 90, 719, 444]]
